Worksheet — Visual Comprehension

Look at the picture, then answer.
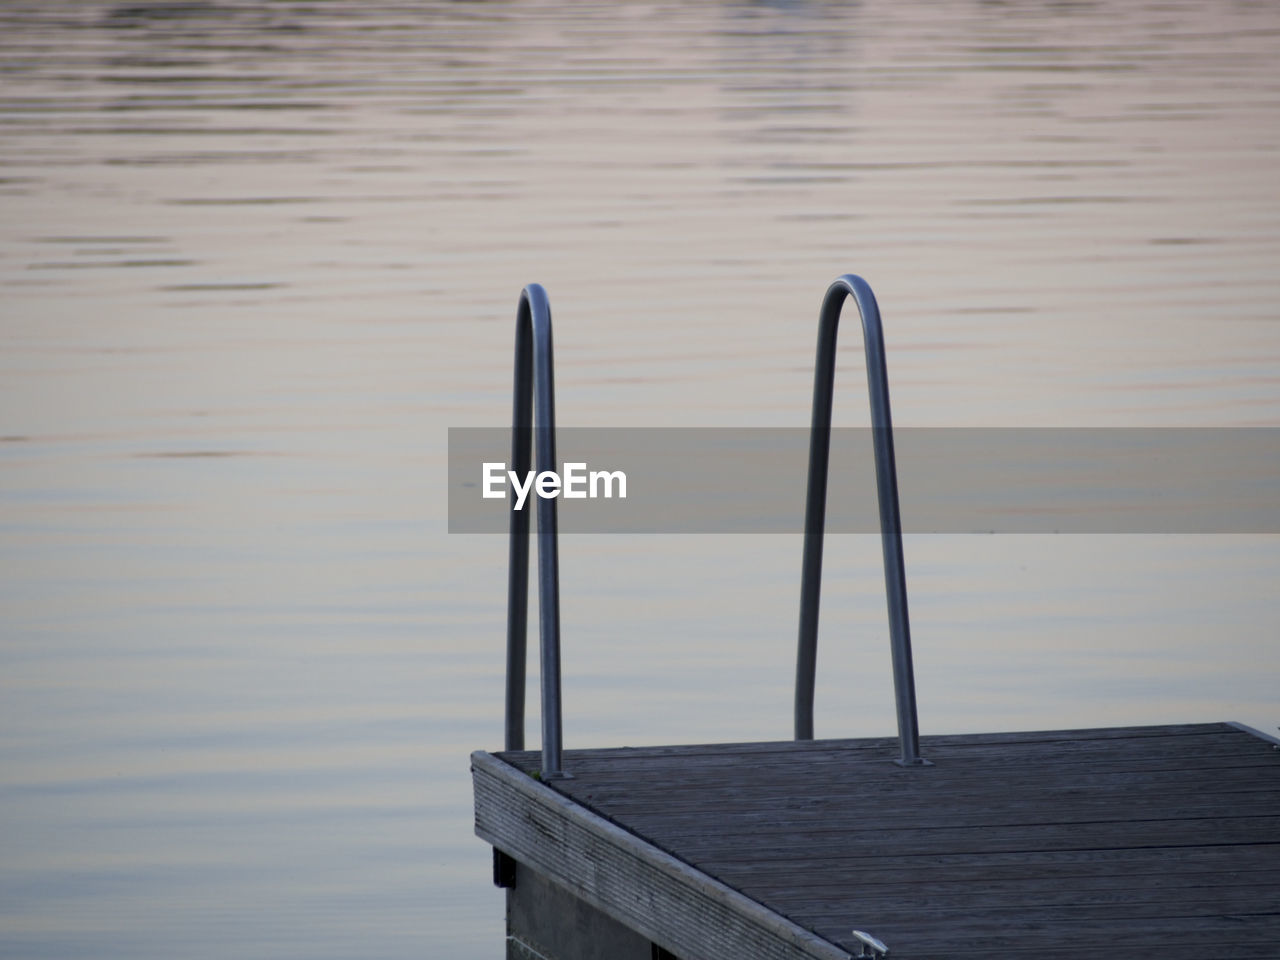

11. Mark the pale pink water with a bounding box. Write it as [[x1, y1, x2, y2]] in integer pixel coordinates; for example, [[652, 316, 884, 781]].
[[2, 2, 1278, 956]]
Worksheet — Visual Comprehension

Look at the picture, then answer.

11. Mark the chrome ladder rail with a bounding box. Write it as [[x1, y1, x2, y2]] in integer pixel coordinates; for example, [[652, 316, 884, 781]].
[[504, 283, 567, 780], [795, 274, 927, 766], [501, 277, 920, 773]]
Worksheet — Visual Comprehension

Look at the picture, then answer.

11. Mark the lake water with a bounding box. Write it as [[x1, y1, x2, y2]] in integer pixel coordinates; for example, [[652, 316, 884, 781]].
[[2, 2, 1278, 957]]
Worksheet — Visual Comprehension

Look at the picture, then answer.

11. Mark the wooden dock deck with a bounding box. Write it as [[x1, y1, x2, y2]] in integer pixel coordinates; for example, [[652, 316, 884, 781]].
[[473, 721, 1280, 960]]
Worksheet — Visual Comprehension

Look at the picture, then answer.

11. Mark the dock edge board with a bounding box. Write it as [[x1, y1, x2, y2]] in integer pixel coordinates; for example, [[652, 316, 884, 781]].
[[471, 750, 855, 960], [1228, 720, 1280, 748]]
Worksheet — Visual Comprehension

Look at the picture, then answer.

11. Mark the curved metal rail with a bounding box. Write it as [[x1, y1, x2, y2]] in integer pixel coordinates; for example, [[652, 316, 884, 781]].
[[504, 283, 567, 779], [795, 274, 926, 766]]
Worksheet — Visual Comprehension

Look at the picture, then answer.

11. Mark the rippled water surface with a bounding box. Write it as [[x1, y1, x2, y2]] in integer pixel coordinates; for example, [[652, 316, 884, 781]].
[[2, 2, 1279, 957]]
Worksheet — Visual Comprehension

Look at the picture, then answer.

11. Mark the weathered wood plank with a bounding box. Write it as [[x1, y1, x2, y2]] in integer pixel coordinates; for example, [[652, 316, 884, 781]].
[[571, 785, 1280, 825], [498, 722, 1232, 766], [713, 846, 1280, 890], [838, 914, 1280, 951], [789, 884, 1280, 922], [507, 735, 1273, 784], [698, 841, 1278, 880], [755, 871, 1279, 911], [936, 945, 1280, 960], [600, 800, 1280, 837], [503, 748, 1276, 811], [654, 815, 1280, 861], [936, 946, 1280, 960]]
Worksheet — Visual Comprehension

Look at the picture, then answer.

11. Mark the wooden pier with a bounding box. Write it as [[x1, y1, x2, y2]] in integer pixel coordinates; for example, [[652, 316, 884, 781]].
[[473, 721, 1280, 960]]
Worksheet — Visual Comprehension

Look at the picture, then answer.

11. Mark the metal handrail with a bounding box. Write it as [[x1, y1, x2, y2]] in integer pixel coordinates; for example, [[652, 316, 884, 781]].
[[795, 274, 926, 766], [504, 283, 567, 779]]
